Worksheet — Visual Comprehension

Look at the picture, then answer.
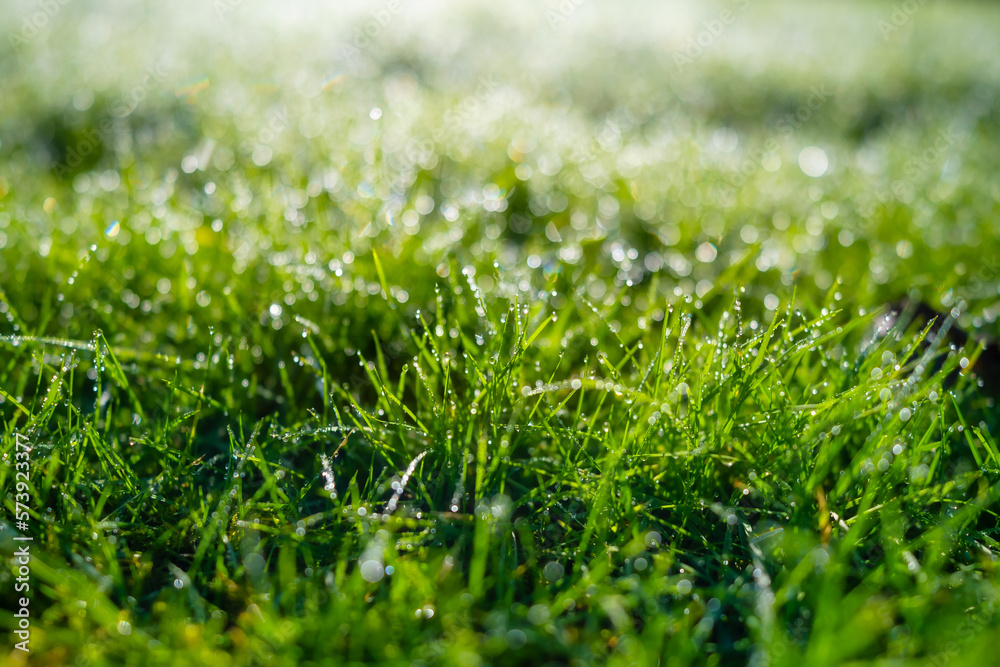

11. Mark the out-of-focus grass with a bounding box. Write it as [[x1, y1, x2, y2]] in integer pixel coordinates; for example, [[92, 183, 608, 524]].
[[1, 1, 1000, 665]]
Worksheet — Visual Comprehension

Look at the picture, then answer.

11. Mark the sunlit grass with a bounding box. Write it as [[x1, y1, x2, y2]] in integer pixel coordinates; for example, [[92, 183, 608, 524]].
[[2, 1, 1000, 665]]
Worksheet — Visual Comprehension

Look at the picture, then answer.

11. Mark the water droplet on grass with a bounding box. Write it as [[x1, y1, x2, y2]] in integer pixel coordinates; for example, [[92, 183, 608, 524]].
[[243, 553, 265, 576], [360, 560, 384, 582]]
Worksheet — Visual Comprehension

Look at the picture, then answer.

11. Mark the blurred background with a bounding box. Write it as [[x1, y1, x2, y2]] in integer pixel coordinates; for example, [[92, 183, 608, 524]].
[[1, 0, 999, 378]]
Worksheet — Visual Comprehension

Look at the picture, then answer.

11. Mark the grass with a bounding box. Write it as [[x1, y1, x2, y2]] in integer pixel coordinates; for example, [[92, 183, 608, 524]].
[[2, 0, 1000, 664]]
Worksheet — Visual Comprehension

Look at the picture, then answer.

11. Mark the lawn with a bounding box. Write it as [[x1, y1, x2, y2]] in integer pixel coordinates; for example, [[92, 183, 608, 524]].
[[2, 0, 1000, 665]]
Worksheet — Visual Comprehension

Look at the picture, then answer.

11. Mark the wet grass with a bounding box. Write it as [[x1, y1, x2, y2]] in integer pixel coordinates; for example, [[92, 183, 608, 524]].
[[2, 1, 1000, 665]]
